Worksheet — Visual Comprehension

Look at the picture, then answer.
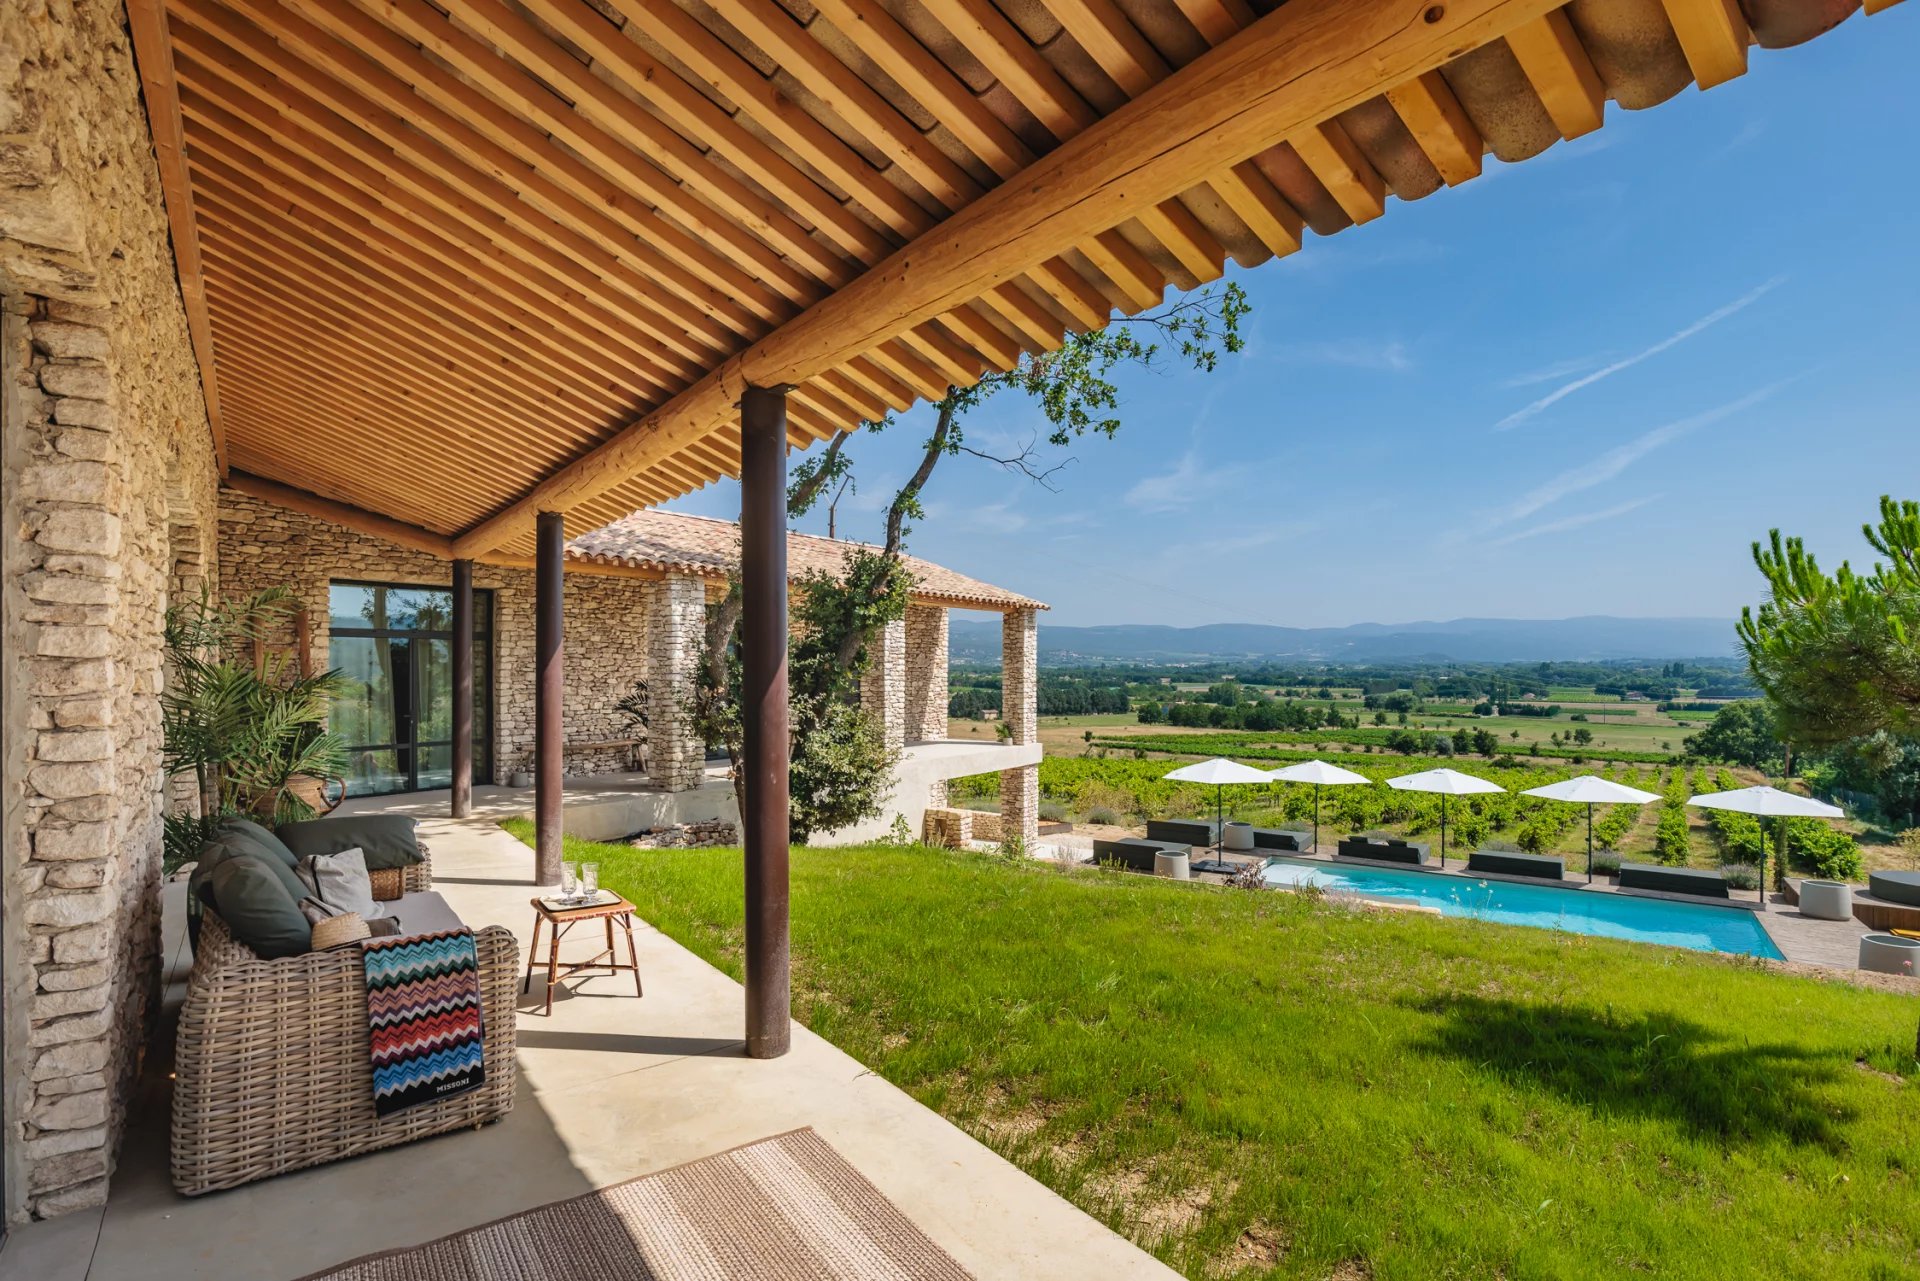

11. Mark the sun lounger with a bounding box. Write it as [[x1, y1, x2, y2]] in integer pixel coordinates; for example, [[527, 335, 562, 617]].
[[1617, 862, 1729, 899], [1465, 850, 1566, 880], [1091, 838, 1191, 873], [1145, 818, 1217, 847], [1336, 836, 1428, 865], [1252, 828, 1311, 852]]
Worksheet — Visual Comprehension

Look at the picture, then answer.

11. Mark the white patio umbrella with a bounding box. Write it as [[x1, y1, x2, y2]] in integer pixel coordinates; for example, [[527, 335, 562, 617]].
[[1687, 785, 1844, 910], [1522, 774, 1661, 883], [1267, 759, 1369, 853], [1385, 768, 1506, 868], [1162, 757, 1273, 871]]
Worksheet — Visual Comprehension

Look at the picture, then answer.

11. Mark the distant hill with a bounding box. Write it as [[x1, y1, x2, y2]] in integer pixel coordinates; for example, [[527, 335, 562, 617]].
[[950, 616, 1739, 665]]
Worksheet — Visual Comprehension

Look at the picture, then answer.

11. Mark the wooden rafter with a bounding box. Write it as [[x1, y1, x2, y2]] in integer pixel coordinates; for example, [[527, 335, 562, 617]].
[[453, 0, 1572, 555], [125, 0, 225, 473]]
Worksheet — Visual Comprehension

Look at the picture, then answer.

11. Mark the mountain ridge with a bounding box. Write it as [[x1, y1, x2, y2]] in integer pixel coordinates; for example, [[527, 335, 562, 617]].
[[949, 615, 1739, 664]]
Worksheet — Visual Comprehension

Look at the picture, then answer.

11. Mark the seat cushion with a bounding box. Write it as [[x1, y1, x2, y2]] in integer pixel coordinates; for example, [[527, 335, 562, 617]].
[[277, 815, 424, 870], [383, 890, 466, 938], [209, 855, 313, 959]]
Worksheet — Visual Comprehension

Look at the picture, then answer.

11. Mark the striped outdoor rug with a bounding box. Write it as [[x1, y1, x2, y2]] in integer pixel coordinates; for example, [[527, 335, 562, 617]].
[[302, 1129, 974, 1280]]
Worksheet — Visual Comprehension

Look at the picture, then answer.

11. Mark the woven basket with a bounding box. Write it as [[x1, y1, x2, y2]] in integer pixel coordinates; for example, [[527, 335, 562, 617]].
[[309, 914, 369, 950]]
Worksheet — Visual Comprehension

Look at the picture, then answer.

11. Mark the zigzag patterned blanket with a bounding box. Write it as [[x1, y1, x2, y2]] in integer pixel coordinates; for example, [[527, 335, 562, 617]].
[[361, 928, 486, 1119]]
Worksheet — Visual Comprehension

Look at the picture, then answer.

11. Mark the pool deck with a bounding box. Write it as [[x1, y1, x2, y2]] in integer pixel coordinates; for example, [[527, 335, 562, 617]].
[[1049, 834, 1875, 972]]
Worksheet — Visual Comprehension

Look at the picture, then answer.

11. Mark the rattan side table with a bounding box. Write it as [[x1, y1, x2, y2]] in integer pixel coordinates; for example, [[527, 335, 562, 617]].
[[524, 894, 643, 1015]]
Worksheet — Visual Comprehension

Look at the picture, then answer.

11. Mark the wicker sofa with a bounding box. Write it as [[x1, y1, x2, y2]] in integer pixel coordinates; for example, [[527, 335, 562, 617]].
[[171, 840, 520, 1196]]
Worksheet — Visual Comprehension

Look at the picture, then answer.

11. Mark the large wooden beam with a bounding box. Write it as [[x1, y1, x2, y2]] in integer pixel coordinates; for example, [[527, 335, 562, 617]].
[[224, 472, 453, 555], [452, 0, 1562, 556], [126, 0, 227, 473]]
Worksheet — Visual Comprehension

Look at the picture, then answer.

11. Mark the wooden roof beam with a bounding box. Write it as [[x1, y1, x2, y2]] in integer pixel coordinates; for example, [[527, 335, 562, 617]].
[[225, 472, 455, 556], [1207, 163, 1304, 262], [1657, 0, 1750, 90], [1291, 121, 1388, 223], [1506, 9, 1606, 139], [453, 0, 1568, 556], [126, 0, 226, 473], [1385, 70, 1484, 186]]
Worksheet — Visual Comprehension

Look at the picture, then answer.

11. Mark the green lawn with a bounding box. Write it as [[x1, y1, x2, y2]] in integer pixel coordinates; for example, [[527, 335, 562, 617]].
[[505, 823, 1919, 1280]]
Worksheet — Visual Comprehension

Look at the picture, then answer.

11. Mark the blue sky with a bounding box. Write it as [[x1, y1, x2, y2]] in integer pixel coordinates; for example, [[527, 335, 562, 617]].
[[667, 14, 1918, 630]]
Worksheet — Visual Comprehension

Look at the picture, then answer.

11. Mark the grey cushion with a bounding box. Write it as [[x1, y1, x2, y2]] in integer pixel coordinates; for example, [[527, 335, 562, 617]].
[[386, 890, 465, 938], [208, 855, 312, 959], [295, 847, 378, 919], [214, 816, 298, 869], [277, 815, 423, 871]]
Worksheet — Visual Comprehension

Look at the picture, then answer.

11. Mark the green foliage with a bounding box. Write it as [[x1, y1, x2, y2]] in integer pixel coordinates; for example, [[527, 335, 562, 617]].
[[1741, 496, 1920, 746], [1684, 701, 1782, 770], [161, 588, 348, 871]]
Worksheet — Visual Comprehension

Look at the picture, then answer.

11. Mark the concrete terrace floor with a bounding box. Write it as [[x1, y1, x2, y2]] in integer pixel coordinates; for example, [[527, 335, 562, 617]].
[[1, 796, 1179, 1281]]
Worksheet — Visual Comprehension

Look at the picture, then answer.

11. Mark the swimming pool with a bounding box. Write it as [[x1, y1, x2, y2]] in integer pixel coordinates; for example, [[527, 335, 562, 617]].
[[1261, 857, 1783, 959]]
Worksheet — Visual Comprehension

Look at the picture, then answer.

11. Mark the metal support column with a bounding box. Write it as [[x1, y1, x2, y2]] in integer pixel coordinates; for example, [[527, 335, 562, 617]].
[[535, 511, 564, 886], [741, 385, 791, 1059], [451, 557, 474, 820]]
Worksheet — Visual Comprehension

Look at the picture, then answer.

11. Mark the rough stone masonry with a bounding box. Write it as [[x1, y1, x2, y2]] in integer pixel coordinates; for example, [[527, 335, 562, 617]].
[[2, 0, 220, 1220]]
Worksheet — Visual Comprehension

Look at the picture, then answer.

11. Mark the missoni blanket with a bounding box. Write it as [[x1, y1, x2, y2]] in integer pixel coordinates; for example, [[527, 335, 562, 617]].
[[361, 928, 486, 1118]]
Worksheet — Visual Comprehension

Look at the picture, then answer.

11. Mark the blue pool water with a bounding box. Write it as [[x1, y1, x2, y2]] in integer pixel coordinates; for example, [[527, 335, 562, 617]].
[[1261, 858, 1784, 959]]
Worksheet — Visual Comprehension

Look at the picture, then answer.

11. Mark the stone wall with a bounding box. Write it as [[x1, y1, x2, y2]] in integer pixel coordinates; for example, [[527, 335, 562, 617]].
[[2, 0, 221, 1220], [217, 490, 671, 787], [859, 617, 907, 751]]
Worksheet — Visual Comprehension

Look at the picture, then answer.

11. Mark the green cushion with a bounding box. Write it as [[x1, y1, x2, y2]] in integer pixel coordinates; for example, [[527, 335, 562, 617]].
[[276, 815, 422, 871], [208, 855, 311, 959], [189, 826, 293, 915], [213, 816, 298, 869]]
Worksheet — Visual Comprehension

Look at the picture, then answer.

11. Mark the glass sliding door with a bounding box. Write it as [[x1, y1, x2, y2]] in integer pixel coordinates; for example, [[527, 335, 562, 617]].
[[328, 581, 491, 796]]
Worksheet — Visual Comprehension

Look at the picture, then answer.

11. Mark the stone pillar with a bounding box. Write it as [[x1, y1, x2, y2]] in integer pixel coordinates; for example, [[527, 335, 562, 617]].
[[998, 607, 1039, 846], [646, 574, 707, 791], [904, 603, 948, 742], [859, 617, 906, 751]]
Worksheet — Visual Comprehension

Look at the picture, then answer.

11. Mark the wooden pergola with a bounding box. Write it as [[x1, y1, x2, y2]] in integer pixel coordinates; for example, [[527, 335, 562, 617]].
[[126, 0, 1897, 1056]]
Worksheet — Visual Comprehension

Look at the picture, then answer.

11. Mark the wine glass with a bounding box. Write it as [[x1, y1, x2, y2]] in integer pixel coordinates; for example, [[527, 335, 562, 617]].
[[560, 861, 579, 902], [581, 863, 600, 900]]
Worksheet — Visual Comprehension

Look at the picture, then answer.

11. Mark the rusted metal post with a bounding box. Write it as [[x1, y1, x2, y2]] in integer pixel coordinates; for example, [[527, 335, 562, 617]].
[[535, 511, 564, 886], [451, 557, 474, 819], [741, 385, 791, 1059]]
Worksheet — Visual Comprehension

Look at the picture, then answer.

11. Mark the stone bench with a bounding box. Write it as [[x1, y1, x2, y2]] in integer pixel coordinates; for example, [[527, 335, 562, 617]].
[[1618, 862, 1728, 899], [1092, 837, 1190, 873], [1465, 849, 1566, 880], [1337, 837, 1428, 865]]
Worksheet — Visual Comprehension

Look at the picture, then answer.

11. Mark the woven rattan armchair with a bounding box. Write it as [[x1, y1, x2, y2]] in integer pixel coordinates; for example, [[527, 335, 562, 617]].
[[171, 844, 519, 1196]]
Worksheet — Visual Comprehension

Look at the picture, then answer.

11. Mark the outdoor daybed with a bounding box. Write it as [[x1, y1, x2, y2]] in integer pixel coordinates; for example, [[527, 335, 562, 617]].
[[1617, 862, 1729, 899], [173, 816, 518, 1196], [1868, 870, 1920, 907], [1146, 818, 1217, 846], [1092, 837, 1191, 872], [1252, 828, 1312, 853], [1337, 836, 1429, 865], [1465, 850, 1566, 881]]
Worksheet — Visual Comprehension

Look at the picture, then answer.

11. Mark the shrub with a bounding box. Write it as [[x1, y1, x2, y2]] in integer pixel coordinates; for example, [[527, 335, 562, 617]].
[[1479, 838, 1521, 853], [1720, 862, 1761, 891], [1785, 821, 1863, 882], [1591, 848, 1623, 876], [1654, 807, 1692, 865], [1086, 805, 1120, 826], [1039, 800, 1069, 823]]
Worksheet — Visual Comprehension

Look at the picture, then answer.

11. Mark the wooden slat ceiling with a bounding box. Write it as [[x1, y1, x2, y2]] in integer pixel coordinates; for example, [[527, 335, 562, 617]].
[[133, 0, 1896, 559]]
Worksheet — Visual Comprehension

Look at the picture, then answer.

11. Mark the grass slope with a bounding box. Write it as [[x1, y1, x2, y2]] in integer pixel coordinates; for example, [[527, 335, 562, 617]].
[[505, 822, 1919, 1280]]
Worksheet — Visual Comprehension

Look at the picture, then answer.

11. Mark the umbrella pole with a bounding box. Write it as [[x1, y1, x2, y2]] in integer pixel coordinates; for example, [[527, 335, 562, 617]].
[[1440, 794, 1447, 869], [1758, 820, 1767, 910], [1587, 804, 1594, 883], [1314, 784, 1321, 855]]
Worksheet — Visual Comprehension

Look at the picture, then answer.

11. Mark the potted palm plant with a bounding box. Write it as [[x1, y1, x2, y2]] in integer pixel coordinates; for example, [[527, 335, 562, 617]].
[[162, 587, 350, 874]]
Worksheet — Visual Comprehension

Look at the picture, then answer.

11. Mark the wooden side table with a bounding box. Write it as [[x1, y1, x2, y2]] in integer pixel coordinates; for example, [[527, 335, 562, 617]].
[[524, 894, 644, 1016]]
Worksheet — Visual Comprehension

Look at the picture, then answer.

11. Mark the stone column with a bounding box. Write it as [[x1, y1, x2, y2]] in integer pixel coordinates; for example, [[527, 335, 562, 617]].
[[646, 574, 707, 791], [998, 607, 1039, 846], [859, 617, 906, 751], [904, 604, 950, 805]]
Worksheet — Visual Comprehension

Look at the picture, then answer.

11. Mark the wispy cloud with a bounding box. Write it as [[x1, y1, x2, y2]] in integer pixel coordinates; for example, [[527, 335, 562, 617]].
[[1484, 384, 1783, 532], [1493, 277, 1785, 431], [1124, 449, 1206, 512], [1280, 339, 1414, 373], [1500, 353, 1611, 389], [1489, 495, 1660, 547]]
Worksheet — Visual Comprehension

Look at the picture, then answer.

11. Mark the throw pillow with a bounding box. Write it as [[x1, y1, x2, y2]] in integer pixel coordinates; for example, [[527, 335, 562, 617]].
[[208, 855, 311, 959], [277, 815, 424, 870], [295, 847, 379, 919]]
